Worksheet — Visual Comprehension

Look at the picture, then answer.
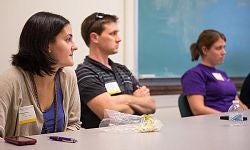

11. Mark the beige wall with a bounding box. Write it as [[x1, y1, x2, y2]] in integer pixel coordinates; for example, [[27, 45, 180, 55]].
[[0, 0, 137, 75]]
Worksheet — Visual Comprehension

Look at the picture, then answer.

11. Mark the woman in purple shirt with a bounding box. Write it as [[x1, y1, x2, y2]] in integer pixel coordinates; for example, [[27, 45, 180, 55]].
[[181, 29, 247, 115]]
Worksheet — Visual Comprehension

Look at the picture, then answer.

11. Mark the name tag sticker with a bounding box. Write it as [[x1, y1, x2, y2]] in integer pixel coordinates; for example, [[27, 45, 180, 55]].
[[105, 82, 121, 95], [212, 73, 224, 81], [19, 105, 37, 125]]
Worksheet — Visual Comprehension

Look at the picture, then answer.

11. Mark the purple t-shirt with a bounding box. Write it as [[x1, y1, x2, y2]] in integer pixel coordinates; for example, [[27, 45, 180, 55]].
[[181, 64, 237, 112]]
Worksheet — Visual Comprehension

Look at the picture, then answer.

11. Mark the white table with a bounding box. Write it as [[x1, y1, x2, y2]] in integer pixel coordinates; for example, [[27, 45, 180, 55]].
[[1, 111, 250, 150]]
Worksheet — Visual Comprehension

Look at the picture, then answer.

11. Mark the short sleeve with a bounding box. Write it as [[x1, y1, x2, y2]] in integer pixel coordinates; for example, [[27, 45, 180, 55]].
[[77, 71, 107, 104], [181, 69, 206, 96]]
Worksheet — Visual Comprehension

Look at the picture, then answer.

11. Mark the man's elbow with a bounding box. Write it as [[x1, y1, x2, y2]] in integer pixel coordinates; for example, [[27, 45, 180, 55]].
[[147, 100, 156, 114], [148, 108, 156, 114]]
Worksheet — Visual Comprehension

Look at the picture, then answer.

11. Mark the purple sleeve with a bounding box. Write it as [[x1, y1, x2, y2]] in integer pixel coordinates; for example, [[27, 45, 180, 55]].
[[181, 70, 206, 96]]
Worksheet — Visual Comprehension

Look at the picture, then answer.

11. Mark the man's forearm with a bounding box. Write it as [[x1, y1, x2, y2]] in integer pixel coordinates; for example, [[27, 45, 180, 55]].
[[111, 95, 156, 114]]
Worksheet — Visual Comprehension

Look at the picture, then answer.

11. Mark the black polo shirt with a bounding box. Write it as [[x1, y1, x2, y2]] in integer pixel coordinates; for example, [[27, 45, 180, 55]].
[[75, 56, 139, 128]]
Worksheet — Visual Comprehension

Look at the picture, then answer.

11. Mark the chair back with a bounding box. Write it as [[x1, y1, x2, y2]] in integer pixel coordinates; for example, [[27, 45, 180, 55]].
[[178, 94, 193, 117]]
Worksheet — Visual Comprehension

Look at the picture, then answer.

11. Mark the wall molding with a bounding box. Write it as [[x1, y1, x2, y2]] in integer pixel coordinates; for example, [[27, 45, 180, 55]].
[[139, 77, 245, 95]]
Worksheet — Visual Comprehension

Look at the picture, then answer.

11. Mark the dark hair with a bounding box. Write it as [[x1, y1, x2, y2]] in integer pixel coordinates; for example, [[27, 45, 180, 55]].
[[12, 11, 70, 76], [81, 12, 118, 47], [190, 29, 226, 61]]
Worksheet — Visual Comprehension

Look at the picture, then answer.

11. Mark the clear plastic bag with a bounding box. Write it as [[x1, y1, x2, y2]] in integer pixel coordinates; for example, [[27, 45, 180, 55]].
[[99, 109, 162, 133]]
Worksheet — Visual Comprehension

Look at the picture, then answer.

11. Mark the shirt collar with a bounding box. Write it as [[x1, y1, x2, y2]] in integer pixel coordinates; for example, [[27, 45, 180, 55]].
[[85, 56, 115, 70]]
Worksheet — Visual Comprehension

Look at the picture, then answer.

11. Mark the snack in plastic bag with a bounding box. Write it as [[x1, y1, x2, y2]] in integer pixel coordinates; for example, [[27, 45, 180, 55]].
[[135, 114, 161, 133], [99, 109, 142, 127], [99, 109, 162, 133]]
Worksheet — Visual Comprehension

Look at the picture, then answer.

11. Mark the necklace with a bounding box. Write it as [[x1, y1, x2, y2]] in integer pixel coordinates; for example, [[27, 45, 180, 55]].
[[30, 74, 58, 134]]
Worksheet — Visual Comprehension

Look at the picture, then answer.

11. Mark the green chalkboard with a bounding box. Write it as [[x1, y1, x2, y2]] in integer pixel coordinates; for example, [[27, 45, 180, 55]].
[[138, 0, 250, 78]]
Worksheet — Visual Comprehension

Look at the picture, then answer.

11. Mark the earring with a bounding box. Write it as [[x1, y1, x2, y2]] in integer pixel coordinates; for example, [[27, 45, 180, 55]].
[[48, 50, 52, 53]]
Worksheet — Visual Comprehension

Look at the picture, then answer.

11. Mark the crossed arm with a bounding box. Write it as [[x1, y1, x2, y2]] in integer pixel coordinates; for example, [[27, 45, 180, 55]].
[[87, 86, 156, 119]]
